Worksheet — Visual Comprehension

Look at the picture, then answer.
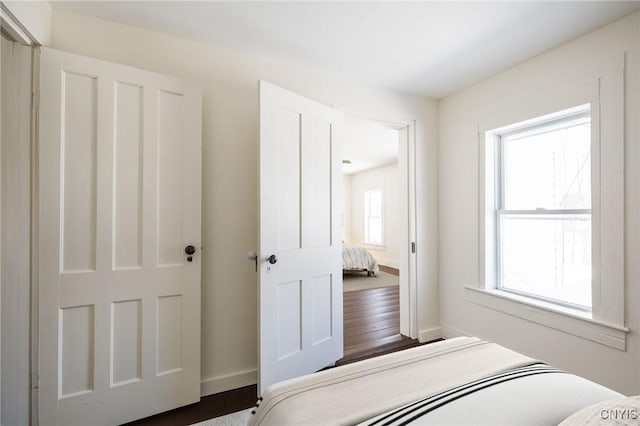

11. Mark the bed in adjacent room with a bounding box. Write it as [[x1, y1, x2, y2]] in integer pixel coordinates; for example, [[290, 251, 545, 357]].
[[249, 337, 625, 426], [343, 245, 379, 276]]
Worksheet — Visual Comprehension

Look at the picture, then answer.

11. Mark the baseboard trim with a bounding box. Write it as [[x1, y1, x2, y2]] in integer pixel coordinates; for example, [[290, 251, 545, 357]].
[[200, 369, 257, 397], [378, 259, 399, 269], [378, 264, 400, 275], [440, 323, 472, 339], [418, 326, 442, 343]]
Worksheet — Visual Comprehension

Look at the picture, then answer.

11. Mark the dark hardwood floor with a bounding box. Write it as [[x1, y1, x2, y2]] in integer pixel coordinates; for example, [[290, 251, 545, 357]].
[[338, 280, 419, 365], [123, 384, 257, 426]]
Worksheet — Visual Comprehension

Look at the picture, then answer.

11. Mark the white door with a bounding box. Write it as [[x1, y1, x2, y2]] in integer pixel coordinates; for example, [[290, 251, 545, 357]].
[[38, 48, 202, 425], [258, 81, 343, 394]]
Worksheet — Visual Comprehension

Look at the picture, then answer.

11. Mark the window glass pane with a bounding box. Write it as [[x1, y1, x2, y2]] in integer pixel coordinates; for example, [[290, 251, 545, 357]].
[[364, 190, 383, 244], [500, 214, 591, 307], [368, 218, 382, 244], [369, 190, 382, 217], [503, 121, 591, 210]]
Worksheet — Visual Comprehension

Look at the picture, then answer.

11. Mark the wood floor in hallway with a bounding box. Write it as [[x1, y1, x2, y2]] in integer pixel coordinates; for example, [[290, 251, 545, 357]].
[[339, 284, 419, 365]]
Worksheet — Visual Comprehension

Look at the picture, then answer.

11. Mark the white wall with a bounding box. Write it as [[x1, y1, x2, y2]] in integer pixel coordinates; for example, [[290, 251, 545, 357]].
[[438, 12, 640, 394], [342, 175, 352, 244], [347, 162, 400, 268], [49, 10, 440, 395]]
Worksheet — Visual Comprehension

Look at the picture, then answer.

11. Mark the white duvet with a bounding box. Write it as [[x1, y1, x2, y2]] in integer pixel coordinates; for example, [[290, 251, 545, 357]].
[[249, 337, 622, 426]]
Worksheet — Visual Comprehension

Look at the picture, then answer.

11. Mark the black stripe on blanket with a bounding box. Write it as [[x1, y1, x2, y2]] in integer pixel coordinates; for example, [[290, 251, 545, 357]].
[[361, 363, 565, 426]]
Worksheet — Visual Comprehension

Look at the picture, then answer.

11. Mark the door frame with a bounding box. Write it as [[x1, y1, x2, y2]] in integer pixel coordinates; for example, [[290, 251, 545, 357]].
[[0, 4, 40, 424], [341, 111, 418, 339]]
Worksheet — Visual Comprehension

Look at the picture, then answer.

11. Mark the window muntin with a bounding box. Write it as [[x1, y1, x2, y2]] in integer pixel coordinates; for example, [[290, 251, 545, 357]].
[[364, 190, 383, 245], [497, 106, 592, 309]]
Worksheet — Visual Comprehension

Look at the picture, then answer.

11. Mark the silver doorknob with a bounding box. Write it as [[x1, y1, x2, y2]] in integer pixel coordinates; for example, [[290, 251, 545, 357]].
[[267, 254, 278, 264]]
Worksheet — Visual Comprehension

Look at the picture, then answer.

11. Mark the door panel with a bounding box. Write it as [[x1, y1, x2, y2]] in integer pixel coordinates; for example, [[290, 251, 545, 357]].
[[39, 48, 201, 425], [61, 71, 98, 272], [259, 81, 343, 394], [113, 82, 143, 270], [111, 299, 142, 385]]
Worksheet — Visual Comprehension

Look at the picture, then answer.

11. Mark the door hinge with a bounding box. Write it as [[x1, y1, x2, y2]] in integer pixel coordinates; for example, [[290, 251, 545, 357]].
[[411, 242, 416, 253], [31, 374, 39, 390], [247, 251, 258, 272]]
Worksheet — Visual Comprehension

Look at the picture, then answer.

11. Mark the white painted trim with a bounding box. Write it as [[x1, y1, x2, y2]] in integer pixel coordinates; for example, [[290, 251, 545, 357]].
[[440, 323, 471, 339], [0, 1, 51, 45], [396, 121, 417, 339], [477, 53, 625, 334], [360, 243, 386, 250], [200, 369, 257, 397], [465, 286, 628, 350], [30, 46, 40, 426], [418, 326, 442, 343], [407, 121, 418, 340], [1, 36, 34, 426], [0, 4, 31, 45], [0, 28, 3, 425]]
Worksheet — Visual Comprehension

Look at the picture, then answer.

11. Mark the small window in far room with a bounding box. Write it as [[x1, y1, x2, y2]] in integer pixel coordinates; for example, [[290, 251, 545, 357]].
[[495, 105, 592, 309], [364, 189, 384, 245]]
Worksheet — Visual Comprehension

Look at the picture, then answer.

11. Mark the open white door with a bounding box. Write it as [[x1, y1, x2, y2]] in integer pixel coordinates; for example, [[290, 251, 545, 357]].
[[38, 48, 202, 425], [258, 81, 343, 394]]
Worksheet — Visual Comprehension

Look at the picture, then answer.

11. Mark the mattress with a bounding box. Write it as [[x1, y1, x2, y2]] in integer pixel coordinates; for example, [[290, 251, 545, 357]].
[[249, 337, 623, 426]]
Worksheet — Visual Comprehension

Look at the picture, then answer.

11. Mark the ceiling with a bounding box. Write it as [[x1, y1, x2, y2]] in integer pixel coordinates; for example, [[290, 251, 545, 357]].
[[49, 1, 640, 99], [342, 118, 399, 175]]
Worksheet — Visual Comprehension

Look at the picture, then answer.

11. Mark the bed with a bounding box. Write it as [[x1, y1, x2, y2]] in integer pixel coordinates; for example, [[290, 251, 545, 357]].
[[249, 337, 625, 425], [343, 245, 379, 276]]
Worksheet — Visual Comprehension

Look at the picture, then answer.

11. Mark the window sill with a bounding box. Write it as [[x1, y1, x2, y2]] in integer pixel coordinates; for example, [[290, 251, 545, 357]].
[[464, 286, 628, 351], [361, 243, 386, 250]]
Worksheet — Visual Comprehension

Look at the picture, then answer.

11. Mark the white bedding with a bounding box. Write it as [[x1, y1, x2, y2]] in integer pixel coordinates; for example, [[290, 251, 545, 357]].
[[361, 368, 620, 425], [249, 337, 622, 426], [342, 245, 379, 275]]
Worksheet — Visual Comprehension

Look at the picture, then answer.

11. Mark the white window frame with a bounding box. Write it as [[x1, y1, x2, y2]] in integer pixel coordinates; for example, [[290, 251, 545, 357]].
[[469, 73, 627, 351], [364, 189, 384, 246], [494, 106, 592, 311]]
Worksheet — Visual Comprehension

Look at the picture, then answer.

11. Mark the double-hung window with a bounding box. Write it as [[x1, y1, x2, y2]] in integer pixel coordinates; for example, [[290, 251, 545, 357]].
[[364, 189, 383, 245], [474, 72, 627, 350], [495, 105, 592, 310]]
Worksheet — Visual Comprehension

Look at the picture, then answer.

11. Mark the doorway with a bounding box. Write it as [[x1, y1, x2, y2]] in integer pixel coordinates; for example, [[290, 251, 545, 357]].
[[257, 81, 418, 391], [339, 116, 417, 362]]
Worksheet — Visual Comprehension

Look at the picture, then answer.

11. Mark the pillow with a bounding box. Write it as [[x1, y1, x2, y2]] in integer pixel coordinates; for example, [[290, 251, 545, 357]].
[[560, 396, 640, 425]]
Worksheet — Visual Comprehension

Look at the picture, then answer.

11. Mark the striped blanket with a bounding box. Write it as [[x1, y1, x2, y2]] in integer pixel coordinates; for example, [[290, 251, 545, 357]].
[[359, 364, 563, 426], [342, 246, 379, 275]]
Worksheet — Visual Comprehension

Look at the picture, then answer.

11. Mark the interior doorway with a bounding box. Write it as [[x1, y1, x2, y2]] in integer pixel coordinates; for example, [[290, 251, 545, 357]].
[[339, 116, 417, 362]]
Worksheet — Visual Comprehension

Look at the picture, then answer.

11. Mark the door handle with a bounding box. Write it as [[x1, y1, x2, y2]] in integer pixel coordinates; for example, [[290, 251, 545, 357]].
[[267, 254, 278, 264], [185, 245, 196, 262]]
